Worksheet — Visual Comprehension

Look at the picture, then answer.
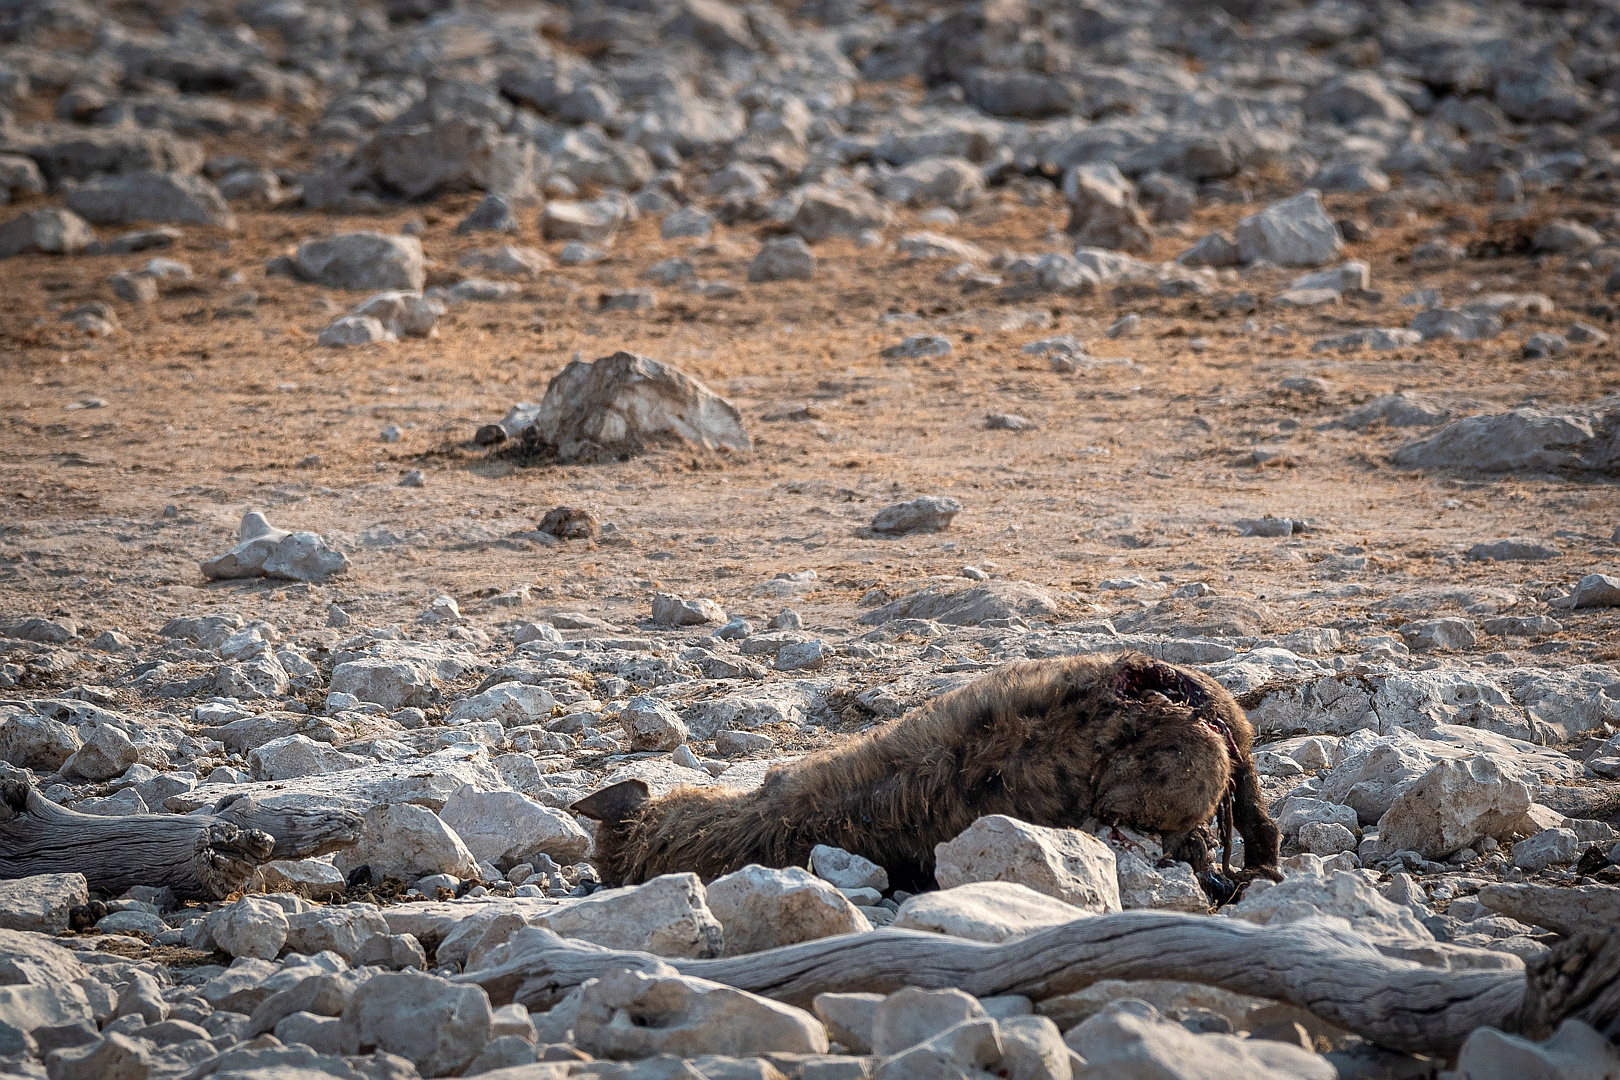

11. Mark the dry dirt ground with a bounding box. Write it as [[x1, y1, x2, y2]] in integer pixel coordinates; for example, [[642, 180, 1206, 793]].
[[5, 175, 1620, 672]]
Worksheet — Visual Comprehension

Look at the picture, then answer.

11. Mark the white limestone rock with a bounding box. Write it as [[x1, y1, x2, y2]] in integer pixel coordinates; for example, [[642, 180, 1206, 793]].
[[872, 987, 987, 1057], [1512, 827, 1581, 871], [618, 696, 691, 750], [284, 905, 391, 961], [538, 873, 724, 958], [337, 971, 492, 1077], [1223, 866, 1434, 953], [294, 232, 425, 291], [514, 351, 750, 462], [0, 874, 88, 934], [342, 802, 480, 884], [1373, 755, 1534, 860], [1065, 1000, 1335, 1080], [437, 785, 590, 868], [1456, 1018, 1620, 1080], [893, 881, 1089, 943], [809, 845, 889, 892], [705, 865, 871, 956], [205, 897, 290, 960], [201, 512, 349, 584], [935, 815, 1121, 914], [248, 734, 369, 781], [446, 684, 556, 727], [574, 965, 829, 1059], [1234, 191, 1343, 267]]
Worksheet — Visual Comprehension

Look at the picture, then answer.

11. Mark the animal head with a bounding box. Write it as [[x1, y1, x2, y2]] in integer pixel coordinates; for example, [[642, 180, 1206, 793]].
[[1110, 655, 1248, 738]]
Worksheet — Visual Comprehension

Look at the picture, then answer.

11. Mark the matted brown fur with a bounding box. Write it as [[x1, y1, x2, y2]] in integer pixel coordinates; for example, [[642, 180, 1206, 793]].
[[575, 653, 1281, 891]]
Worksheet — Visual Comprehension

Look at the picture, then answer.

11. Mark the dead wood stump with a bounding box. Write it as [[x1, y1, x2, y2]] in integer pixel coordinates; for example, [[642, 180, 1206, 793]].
[[0, 778, 275, 900]]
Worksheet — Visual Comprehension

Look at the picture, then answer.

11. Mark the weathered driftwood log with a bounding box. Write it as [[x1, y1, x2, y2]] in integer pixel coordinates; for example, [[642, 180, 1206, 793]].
[[457, 912, 1620, 1056], [210, 793, 362, 860], [1517, 926, 1620, 1044], [0, 779, 274, 900]]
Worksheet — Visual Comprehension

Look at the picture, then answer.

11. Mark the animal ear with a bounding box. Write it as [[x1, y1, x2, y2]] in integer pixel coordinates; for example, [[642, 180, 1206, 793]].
[[570, 779, 651, 825]]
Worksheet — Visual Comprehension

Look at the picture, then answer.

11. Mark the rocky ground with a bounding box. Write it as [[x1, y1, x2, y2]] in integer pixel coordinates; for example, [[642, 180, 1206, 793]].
[[4, 0, 1620, 1076]]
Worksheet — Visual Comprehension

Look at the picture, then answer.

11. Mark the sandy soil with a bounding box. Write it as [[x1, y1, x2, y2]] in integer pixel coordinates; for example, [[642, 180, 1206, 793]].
[[4, 175, 1620, 674]]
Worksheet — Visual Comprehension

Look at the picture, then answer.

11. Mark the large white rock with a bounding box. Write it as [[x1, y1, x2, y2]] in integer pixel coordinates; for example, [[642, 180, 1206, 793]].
[[809, 845, 888, 892], [857, 580, 1059, 625], [445, 684, 556, 727], [1299, 821, 1358, 856], [868, 497, 962, 537], [197, 957, 283, 1013], [0, 712, 81, 771], [872, 988, 987, 1057], [65, 170, 234, 227], [318, 313, 394, 347], [892, 882, 1090, 942], [61, 720, 168, 781], [0, 207, 93, 257], [791, 185, 890, 242], [36, 1029, 150, 1078], [1223, 867, 1434, 952], [811, 993, 885, 1053], [206, 897, 290, 960], [1303, 73, 1413, 125], [342, 802, 480, 883], [248, 733, 369, 781], [254, 859, 346, 901], [353, 120, 536, 201], [538, 873, 724, 958], [541, 198, 627, 243], [874, 1015, 1072, 1080], [574, 965, 829, 1059], [437, 785, 590, 868], [617, 695, 691, 750], [1111, 849, 1208, 913], [1065, 1000, 1336, 1080], [354, 291, 442, 338], [934, 816, 1121, 914], [1478, 883, 1620, 937], [1275, 796, 1361, 840], [174, 746, 505, 817], [339, 971, 492, 1076], [1314, 728, 1552, 826], [1038, 980, 1273, 1032], [328, 656, 440, 710], [0, 981, 93, 1057], [1373, 755, 1533, 860], [201, 511, 349, 584], [1234, 190, 1343, 267], [1063, 162, 1151, 254], [705, 865, 872, 956], [880, 156, 984, 209], [294, 232, 425, 291], [0, 874, 88, 934], [987, 1015, 1071, 1080], [1390, 407, 1601, 474], [872, 1017, 1001, 1080], [512, 351, 750, 462], [284, 905, 390, 961], [749, 235, 816, 282], [1511, 827, 1582, 871], [1457, 1018, 1620, 1080]]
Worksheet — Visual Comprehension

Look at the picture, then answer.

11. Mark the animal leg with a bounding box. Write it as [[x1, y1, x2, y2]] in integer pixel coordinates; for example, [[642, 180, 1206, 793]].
[[1161, 827, 1212, 874], [1231, 761, 1281, 875]]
